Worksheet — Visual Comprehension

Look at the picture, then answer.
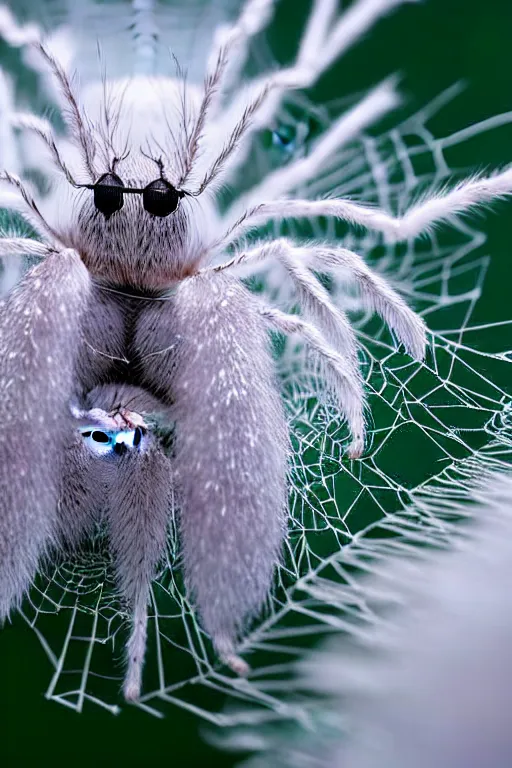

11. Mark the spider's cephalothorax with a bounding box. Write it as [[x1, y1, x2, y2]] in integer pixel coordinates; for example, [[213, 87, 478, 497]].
[[1, 0, 511, 705], [66, 134, 218, 291], [72, 173, 196, 290]]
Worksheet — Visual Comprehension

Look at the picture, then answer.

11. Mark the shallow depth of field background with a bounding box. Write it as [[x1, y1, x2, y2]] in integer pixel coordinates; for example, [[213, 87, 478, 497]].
[[3, 0, 512, 765]]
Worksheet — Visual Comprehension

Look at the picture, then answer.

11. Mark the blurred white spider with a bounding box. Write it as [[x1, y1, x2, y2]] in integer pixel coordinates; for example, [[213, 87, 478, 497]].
[[0, 0, 511, 703]]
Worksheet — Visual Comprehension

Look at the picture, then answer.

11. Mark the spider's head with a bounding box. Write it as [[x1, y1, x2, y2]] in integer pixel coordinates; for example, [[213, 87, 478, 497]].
[[66, 150, 215, 292], [38, 73, 220, 293], [30, 51, 253, 290]]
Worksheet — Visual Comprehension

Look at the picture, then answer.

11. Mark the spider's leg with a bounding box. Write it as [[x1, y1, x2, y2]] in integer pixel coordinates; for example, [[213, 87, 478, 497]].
[[135, 273, 289, 673], [0, 71, 54, 288], [227, 79, 398, 215], [219, 166, 512, 245], [36, 42, 97, 180], [0, 10, 86, 180], [301, 0, 414, 78], [233, 0, 407, 130], [260, 253, 366, 456], [0, 182, 40, 249], [10, 112, 78, 185], [0, 5, 86, 147], [261, 304, 366, 459], [0, 5, 40, 49], [182, 1, 281, 188], [204, 238, 365, 452], [0, 238, 53, 259], [207, 0, 278, 117], [207, 237, 426, 360], [303, 241, 427, 360], [0, 171, 62, 242], [0, 68, 20, 173], [0, 69, 57, 238], [199, 0, 408, 187], [0, 248, 90, 619], [105, 436, 173, 702]]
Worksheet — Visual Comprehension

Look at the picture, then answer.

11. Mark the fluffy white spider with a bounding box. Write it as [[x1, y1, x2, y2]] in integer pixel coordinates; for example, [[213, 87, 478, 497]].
[[1, 0, 511, 703]]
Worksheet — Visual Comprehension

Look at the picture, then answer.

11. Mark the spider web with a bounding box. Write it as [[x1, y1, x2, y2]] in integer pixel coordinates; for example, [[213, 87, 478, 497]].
[[16, 92, 512, 720]]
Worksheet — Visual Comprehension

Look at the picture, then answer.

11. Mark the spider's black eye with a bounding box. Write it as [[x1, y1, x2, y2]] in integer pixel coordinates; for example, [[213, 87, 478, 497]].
[[133, 427, 142, 447], [143, 179, 181, 217], [91, 430, 110, 443], [93, 172, 124, 219]]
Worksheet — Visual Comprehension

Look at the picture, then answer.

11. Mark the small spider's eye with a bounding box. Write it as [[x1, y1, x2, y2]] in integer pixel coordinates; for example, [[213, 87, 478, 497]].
[[79, 426, 116, 456], [93, 172, 124, 219], [133, 427, 142, 447], [143, 179, 181, 217], [91, 430, 110, 443]]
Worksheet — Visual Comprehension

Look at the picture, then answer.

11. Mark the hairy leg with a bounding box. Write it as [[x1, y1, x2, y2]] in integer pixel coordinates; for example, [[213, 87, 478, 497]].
[[205, 238, 427, 361], [0, 6, 40, 48], [10, 111, 78, 184], [227, 79, 398, 214], [35, 42, 98, 180], [221, 0, 404, 131], [199, 0, 409, 188], [136, 274, 289, 672], [0, 238, 53, 259], [0, 171, 62, 242], [207, 0, 277, 116], [0, 248, 90, 618], [261, 304, 366, 459], [216, 167, 512, 245], [204, 238, 367, 454]]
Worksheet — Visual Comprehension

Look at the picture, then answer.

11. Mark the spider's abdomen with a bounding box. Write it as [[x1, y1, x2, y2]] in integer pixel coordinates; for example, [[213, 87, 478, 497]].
[[136, 274, 289, 655]]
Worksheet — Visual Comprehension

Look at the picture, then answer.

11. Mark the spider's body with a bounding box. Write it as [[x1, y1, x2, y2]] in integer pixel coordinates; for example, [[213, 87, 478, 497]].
[[1, 0, 511, 704]]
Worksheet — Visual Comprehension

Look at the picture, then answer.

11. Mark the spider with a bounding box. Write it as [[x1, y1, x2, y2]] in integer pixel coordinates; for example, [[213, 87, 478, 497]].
[[1, 0, 511, 703]]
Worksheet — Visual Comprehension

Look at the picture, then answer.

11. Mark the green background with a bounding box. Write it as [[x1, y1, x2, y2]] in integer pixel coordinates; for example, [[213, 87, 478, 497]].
[[4, 0, 512, 765]]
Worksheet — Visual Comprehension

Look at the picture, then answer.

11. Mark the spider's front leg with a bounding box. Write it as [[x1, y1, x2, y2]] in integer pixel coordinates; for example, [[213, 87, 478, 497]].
[[136, 273, 289, 673], [0, 248, 90, 619], [201, 236, 426, 456]]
